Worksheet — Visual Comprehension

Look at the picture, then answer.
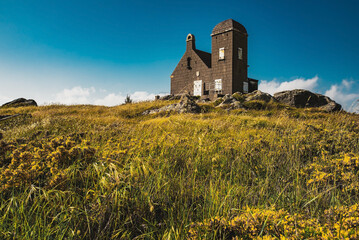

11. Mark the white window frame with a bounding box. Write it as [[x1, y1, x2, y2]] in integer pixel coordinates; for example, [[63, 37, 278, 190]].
[[219, 47, 225, 60], [214, 79, 222, 91], [238, 47, 243, 60], [243, 82, 248, 93]]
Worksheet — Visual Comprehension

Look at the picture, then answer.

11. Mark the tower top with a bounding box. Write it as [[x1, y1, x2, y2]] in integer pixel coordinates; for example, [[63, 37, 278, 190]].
[[186, 33, 196, 50], [211, 19, 247, 36], [186, 33, 195, 42]]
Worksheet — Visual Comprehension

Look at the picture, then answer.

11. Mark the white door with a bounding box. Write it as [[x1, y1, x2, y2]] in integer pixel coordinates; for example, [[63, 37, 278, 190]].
[[193, 80, 202, 96]]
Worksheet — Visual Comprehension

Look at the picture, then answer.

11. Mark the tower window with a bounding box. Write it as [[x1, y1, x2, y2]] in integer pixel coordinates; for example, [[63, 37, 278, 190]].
[[187, 57, 192, 69], [219, 48, 225, 60], [238, 48, 243, 60], [243, 82, 248, 93]]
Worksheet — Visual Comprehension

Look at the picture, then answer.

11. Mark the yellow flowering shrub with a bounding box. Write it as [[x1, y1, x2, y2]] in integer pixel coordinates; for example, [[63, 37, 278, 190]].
[[0, 136, 96, 191], [322, 204, 359, 238], [303, 154, 359, 192], [188, 207, 319, 239], [188, 205, 359, 239]]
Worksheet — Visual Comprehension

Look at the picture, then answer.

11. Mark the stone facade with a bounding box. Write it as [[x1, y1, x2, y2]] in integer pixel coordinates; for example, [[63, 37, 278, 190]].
[[171, 19, 258, 99]]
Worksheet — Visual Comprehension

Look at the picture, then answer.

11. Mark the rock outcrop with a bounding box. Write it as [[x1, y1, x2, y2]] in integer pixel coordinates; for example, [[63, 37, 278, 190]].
[[2, 98, 37, 108], [274, 89, 341, 112], [245, 90, 275, 102], [159, 95, 182, 101], [144, 94, 201, 114], [148, 89, 342, 113]]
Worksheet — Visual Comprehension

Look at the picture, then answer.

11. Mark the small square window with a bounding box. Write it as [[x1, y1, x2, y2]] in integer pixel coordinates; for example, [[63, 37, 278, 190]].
[[215, 79, 222, 91], [219, 47, 225, 60]]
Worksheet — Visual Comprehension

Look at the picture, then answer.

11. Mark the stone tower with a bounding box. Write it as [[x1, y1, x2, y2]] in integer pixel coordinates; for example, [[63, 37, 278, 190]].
[[211, 19, 248, 94]]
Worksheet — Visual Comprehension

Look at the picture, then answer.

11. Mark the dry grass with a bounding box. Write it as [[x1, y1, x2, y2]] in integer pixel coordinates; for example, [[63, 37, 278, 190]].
[[0, 101, 359, 239]]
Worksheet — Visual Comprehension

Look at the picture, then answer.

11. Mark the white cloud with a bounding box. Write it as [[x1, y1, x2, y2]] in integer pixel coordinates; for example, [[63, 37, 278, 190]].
[[94, 93, 125, 106], [55, 86, 95, 105], [53, 86, 165, 106], [325, 80, 359, 110], [258, 76, 319, 95], [94, 91, 164, 106], [130, 91, 157, 102], [0, 95, 11, 104]]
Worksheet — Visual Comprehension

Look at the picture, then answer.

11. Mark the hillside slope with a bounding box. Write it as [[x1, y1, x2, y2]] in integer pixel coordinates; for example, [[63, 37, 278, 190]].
[[1, 101, 359, 239]]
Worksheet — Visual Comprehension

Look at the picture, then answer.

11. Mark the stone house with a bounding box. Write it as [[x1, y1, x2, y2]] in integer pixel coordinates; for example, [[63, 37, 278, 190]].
[[170, 19, 258, 99]]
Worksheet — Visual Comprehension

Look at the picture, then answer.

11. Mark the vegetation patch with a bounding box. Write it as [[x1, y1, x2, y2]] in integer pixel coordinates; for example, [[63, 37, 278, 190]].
[[0, 102, 358, 239]]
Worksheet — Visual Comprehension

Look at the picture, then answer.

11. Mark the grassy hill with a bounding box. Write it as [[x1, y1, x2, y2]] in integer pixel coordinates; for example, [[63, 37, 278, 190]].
[[1, 100, 359, 239]]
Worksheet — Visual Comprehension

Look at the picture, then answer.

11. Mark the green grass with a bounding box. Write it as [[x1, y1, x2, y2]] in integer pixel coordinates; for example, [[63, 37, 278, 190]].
[[0, 101, 359, 239]]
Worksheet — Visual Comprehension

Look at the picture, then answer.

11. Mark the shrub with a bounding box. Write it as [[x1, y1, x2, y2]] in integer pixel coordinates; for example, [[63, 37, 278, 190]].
[[232, 92, 245, 102], [213, 97, 224, 106], [243, 100, 266, 110]]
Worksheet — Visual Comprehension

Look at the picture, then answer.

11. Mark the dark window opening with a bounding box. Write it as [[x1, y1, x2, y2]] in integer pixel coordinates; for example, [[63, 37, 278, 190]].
[[187, 57, 192, 69]]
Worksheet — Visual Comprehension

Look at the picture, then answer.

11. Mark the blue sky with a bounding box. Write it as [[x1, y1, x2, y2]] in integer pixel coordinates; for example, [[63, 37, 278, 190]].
[[0, 0, 358, 109]]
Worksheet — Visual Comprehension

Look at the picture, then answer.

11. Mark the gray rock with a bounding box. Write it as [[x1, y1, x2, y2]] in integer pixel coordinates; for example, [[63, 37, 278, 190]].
[[175, 94, 201, 113], [196, 98, 210, 103], [229, 101, 245, 110], [217, 94, 236, 107], [319, 101, 342, 112], [245, 90, 274, 102], [2, 98, 37, 108], [159, 95, 181, 101], [274, 89, 341, 112], [143, 94, 201, 114], [222, 94, 236, 104]]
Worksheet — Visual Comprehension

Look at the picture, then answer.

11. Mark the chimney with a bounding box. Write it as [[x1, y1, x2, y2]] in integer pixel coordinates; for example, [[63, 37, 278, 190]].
[[186, 34, 196, 50]]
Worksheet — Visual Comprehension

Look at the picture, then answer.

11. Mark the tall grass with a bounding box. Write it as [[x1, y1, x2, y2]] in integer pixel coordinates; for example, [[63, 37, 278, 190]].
[[0, 102, 359, 239]]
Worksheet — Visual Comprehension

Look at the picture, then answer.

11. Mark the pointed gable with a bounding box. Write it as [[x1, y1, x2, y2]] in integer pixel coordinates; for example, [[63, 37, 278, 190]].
[[194, 49, 211, 68]]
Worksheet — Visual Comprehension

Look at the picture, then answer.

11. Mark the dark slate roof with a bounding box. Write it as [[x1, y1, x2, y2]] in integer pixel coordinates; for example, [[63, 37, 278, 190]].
[[194, 49, 211, 68], [212, 19, 247, 36]]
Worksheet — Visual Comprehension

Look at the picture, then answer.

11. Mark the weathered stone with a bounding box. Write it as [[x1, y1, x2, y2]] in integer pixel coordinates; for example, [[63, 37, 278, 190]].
[[245, 90, 274, 102], [196, 98, 210, 103], [2, 98, 37, 108], [274, 89, 342, 112], [229, 101, 245, 109], [159, 95, 173, 100], [159, 95, 182, 101], [174, 94, 201, 113], [222, 94, 236, 104], [319, 101, 342, 112], [143, 94, 201, 114]]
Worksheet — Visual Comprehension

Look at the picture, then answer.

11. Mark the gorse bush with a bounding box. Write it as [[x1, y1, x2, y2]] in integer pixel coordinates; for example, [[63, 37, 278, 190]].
[[188, 204, 359, 239], [0, 101, 358, 239], [0, 135, 96, 192]]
